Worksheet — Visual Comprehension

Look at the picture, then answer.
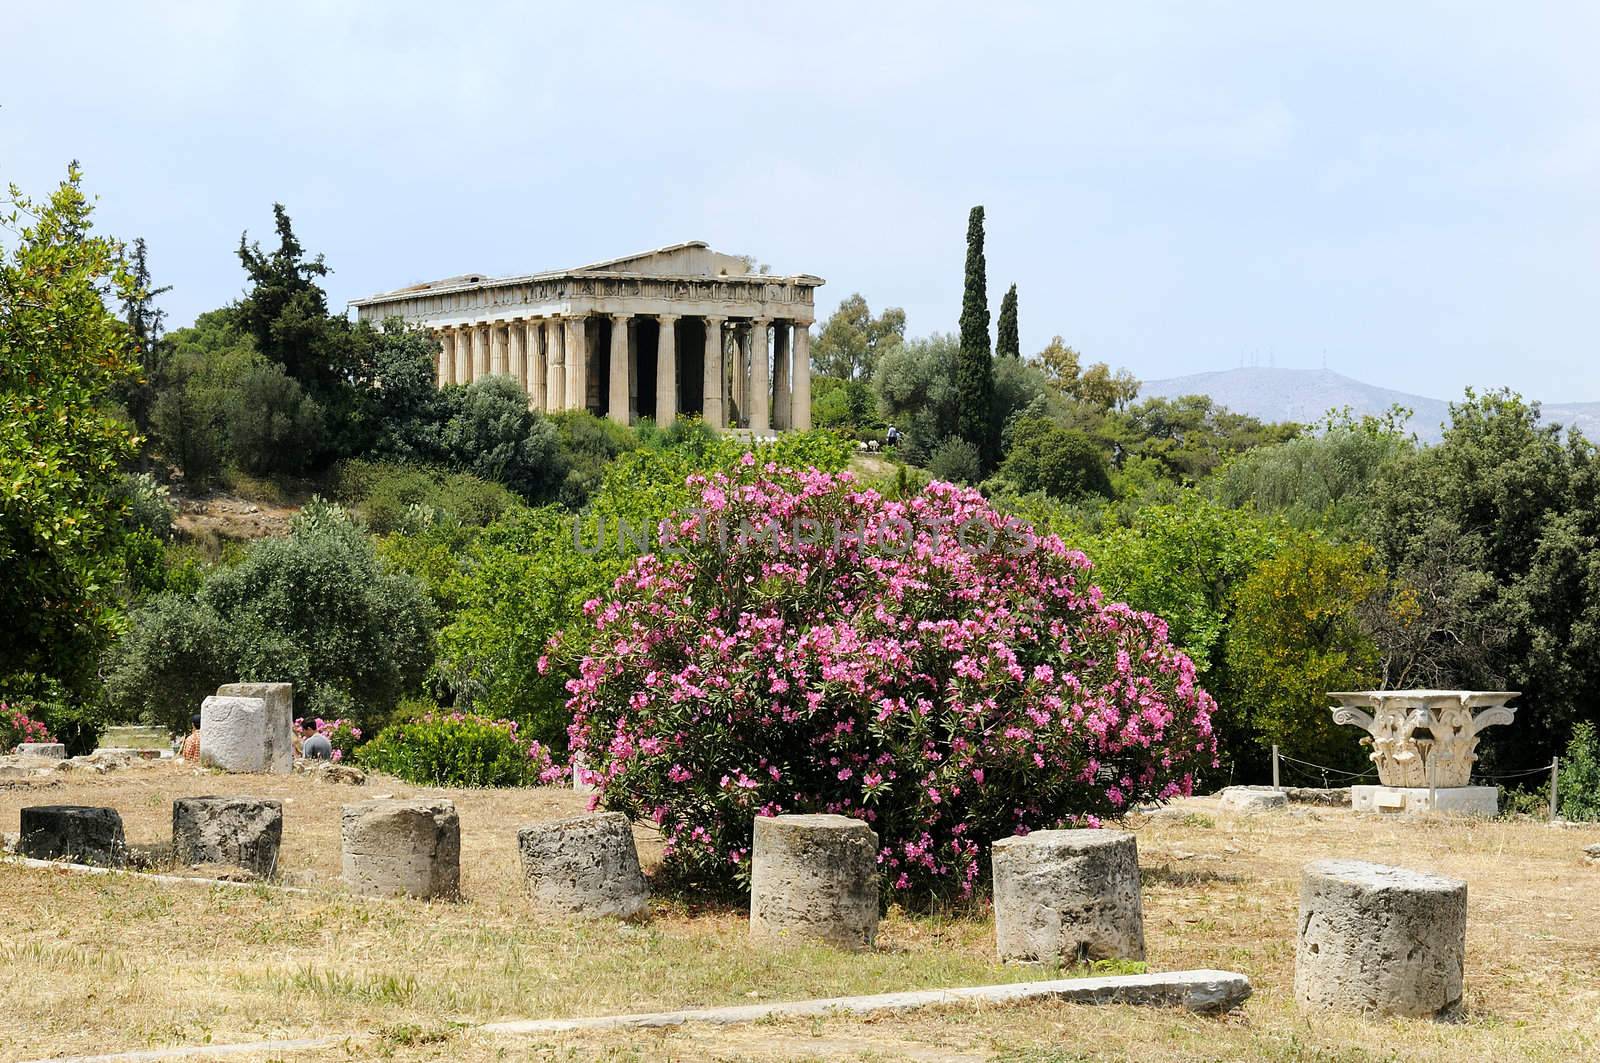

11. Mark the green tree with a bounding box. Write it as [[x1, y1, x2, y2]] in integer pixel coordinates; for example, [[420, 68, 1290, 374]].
[[235, 203, 337, 389], [811, 293, 906, 381], [225, 362, 326, 474], [927, 436, 981, 484], [0, 165, 141, 694], [115, 237, 172, 430], [955, 206, 996, 468], [873, 333, 961, 464], [1000, 417, 1113, 500], [995, 283, 1020, 358], [443, 376, 565, 502]]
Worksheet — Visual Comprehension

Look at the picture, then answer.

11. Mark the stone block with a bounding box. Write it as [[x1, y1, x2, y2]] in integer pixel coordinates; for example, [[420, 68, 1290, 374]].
[[1295, 859, 1466, 1018], [172, 796, 284, 877], [993, 828, 1145, 964], [750, 814, 878, 950], [216, 682, 293, 774], [341, 798, 460, 899], [516, 812, 649, 920], [19, 805, 126, 866], [1350, 785, 1497, 817], [1219, 787, 1290, 812], [15, 742, 66, 759], [199, 695, 269, 773]]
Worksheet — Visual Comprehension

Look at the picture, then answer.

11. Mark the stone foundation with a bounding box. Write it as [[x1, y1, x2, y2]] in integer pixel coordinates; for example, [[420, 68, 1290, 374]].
[[341, 798, 460, 899], [1219, 787, 1289, 812], [172, 796, 284, 877], [1295, 859, 1466, 1018], [750, 814, 878, 949], [1351, 785, 1497, 816], [15, 742, 66, 759], [199, 695, 269, 773], [215, 683, 294, 774], [992, 828, 1145, 964], [19, 805, 126, 866], [516, 812, 649, 920]]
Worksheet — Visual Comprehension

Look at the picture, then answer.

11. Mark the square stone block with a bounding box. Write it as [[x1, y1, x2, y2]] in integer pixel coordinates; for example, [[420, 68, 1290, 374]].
[[216, 682, 293, 774], [199, 696, 269, 773], [1350, 785, 1497, 817]]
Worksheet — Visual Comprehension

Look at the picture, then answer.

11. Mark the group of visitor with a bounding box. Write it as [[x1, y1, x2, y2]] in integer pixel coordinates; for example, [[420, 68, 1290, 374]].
[[177, 715, 332, 763]]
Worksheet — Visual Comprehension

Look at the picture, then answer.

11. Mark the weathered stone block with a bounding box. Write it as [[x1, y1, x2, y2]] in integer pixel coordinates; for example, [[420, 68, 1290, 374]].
[[1219, 786, 1289, 812], [172, 796, 284, 877], [19, 805, 126, 866], [993, 828, 1145, 964], [516, 812, 649, 920], [1350, 785, 1497, 816], [199, 695, 268, 773], [341, 798, 460, 899], [216, 682, 293, 774], [15, 742, 66, 759], [1295, 859, 1466, 1018], [750, 814, 878, 949]]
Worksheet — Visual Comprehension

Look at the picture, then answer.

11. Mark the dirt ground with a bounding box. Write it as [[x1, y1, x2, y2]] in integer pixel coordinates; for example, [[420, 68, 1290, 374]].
[[2, 761, 1598, 1062]]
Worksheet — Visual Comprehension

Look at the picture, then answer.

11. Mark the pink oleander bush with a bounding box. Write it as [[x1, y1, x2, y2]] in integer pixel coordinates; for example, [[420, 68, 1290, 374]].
[[355, 709, 560, 787], [2, 702, 55, 752], [295, 716, 363, 762], [552, 460, 1218, 900]]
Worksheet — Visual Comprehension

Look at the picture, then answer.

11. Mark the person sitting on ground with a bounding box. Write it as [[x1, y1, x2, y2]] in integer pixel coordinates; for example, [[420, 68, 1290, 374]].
[[302, 725, 333, 761], [180, 713, 201, 763]]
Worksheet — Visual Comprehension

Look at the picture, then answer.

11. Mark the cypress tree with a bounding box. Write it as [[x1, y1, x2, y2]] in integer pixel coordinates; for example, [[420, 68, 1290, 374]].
[[955, 206, 996, 468], [995, 283, 1020, 358]]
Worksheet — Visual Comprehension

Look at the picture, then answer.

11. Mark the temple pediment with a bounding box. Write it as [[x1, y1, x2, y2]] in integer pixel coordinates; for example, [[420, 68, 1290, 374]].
[[574, 241, 755, 278]]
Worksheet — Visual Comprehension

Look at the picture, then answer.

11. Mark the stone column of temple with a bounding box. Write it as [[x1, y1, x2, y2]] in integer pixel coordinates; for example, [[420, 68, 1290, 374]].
[[792, 322, 812, 431], [453, 327, 469, 384], [608, 314, 631, 425], [702, 316, 725, 429], [528, 320, 548, 412], [748, 318, 771, 434], [546, 317, 566, 412], [490, 323, 510, 377], [655, 314, 678, 428], [732, 324, 748, 421], [471, 324, 489, 379], [565, 316, 588, 413], [508, 319, 527, 391], [436, 331, 454, 388], [772, 322, 791, 431]]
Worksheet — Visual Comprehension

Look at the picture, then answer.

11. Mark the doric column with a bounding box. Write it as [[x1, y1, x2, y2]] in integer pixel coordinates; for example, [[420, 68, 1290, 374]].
[[471, 324, 489, 380], [792, 321, 812, 431], [508, 319, 526, 390], [655, 314, 678, 428], [748, 317, 771, 434], [546, 317, 566, 412], [436, 330, 454, 388], [608, 313, 631, 425], [702, 316, 725, 429], [490, 322, 509, 377], [565, 316, 588, 413], [732, 324, 748, 419], [772, 321, 791, 431], [528, 320, 548, 412], [453, 327, 469, 384]]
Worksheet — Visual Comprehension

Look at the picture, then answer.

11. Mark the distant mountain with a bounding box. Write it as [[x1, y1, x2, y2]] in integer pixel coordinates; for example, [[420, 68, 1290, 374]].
[[1139, 367, 1600, 444]]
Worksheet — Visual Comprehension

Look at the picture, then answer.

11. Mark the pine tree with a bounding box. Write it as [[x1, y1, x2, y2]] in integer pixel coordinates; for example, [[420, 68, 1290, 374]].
[[996, 283, 1019, 358], [955, 206, 996, 468]]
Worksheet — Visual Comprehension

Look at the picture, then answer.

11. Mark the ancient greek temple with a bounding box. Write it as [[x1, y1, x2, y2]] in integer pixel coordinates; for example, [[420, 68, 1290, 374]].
[[349, 241, 821, 433]]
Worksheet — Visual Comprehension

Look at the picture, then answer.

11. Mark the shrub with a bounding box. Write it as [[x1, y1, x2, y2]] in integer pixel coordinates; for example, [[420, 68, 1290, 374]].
[[927, 436, 982, 484], [557, 461, 1218, 900], [1559, 721, 1600, 822], [106, 500, 435, 732], [2, 702, 54, 751], [356, 711, 557, 787], [335, 460, 517, 535], [225, 363, 326, 474], [443, 376, 564, 501], [1000, 417, 1113, 500]]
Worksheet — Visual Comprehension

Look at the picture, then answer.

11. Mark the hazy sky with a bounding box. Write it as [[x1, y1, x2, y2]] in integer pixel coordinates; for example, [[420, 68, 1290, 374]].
[[6, 2, 1598, 400]]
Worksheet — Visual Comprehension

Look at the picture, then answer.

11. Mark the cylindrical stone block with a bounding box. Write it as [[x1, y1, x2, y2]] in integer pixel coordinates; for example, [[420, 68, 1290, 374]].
[[517, 812, 649, 920], [1295, 859, 1466, 1018], [750, 814, 878, 949], [992, 828, 1146, 964], [341, 798, 460, 899], [172, 796, 284, 877], [19, 805, 126, 867], [16, 742, 67, 758], [199, 695, 269, 773]]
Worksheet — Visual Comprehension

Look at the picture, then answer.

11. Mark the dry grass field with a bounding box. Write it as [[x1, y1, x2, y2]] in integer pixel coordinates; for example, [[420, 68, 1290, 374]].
[[2, 760, 1598, 1062]]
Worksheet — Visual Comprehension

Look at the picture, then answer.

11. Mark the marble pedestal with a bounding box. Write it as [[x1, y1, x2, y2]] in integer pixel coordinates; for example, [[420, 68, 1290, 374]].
[[1351, 785, 1497, 816]]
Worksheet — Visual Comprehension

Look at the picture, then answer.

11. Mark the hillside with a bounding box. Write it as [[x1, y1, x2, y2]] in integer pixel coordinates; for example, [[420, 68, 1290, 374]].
[[1140, 367, 1600, 443]]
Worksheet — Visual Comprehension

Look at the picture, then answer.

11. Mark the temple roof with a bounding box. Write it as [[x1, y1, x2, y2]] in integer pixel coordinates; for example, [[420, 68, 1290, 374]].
[[353, 241, 822, 306]]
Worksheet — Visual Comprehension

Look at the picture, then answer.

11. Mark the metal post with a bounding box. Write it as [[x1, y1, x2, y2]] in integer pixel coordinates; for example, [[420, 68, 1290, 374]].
[[1550, 756, 1560, 822], [1272, 745, 1281, 792]]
